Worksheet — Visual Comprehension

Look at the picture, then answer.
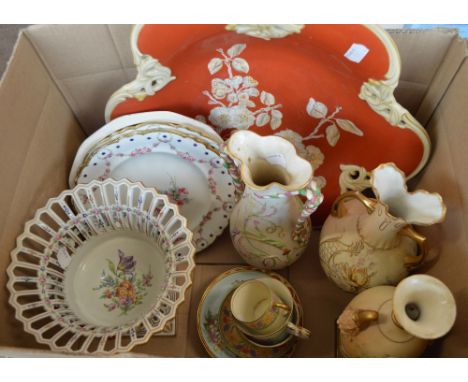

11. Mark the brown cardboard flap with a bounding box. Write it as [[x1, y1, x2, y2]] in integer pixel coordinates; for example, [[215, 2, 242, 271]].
[[24, 25, 134, 134], [24, 25, 128, 78], [107, 24, 135, 69], [416, 53, 468, 357], [24, 25, 459, 134], [394, 80, 429, 115], [0, 33, 85, 349], [389, 28, 457, 85], [417, 38, 468, 125], [389, 28, 457, 117]]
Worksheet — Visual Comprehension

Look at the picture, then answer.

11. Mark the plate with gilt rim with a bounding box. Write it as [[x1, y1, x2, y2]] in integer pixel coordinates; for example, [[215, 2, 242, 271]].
[[69, 119, 223, 188], [69, 111, 224, 189], [73, 127, 236, 252]]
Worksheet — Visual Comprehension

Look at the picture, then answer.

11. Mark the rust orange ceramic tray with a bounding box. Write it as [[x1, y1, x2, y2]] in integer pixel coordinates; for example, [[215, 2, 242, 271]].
[[105, 25, 430, 221]]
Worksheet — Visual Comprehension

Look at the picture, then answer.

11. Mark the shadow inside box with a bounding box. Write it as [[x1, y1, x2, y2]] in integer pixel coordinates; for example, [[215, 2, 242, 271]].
[[422, 339, 444, 358], [3, 302, 50, 351]]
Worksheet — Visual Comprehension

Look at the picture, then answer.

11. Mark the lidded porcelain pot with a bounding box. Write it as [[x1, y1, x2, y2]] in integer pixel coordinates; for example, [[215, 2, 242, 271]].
[[337, 274, 457, 357], [225, 130, 323, 270], [319, 163, 446, 293]]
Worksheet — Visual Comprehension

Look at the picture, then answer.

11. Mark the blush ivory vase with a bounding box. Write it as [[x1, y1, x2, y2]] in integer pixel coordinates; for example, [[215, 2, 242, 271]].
[[319, 163, 446, 293], [337, 274, 457, 357], [225, 131, 324, 270]]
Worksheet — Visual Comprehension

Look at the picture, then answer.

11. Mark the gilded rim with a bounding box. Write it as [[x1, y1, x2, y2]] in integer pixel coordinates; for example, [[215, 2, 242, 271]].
[[70, 119, 223, 187], [73, 122, 223, 186], [370, 162, 447, 225], [333, 163, 447, 227], [196, 266, 303, 358], [106, 121, 222, 146], [226, 130, 313, 192]]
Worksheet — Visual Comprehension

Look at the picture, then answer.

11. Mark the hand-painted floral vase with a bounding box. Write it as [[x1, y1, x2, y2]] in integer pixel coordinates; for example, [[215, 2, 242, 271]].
[[319, 163, 446, 293], [225, 130, 323, 270], [337, 274, 456, 357]]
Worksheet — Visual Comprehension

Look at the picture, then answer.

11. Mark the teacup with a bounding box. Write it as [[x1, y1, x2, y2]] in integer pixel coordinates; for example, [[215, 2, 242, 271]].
[[238, 300, 300, 348], [231, 279, 290, 331], [231, 278, 310, 342]]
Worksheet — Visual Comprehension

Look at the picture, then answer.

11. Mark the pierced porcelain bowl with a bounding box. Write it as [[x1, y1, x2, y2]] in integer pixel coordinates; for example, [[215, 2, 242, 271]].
[[6, 179, 195, 355]]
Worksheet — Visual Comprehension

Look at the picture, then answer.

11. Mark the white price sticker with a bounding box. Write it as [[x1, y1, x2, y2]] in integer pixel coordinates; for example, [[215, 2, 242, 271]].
[[344, 43, 369, 63], [57, 247, 72, 269]]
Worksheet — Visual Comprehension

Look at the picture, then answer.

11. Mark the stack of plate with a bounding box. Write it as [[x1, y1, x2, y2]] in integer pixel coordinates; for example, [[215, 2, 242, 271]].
[[69, 111, 240, 253]]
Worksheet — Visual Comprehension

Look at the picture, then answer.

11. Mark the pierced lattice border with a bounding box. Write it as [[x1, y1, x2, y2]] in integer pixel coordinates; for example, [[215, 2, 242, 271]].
[[6, 179, 195, 355]]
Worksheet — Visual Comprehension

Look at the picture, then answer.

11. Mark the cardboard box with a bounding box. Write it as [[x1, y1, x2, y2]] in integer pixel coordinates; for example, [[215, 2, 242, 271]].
[[0, 25, 467, 357]]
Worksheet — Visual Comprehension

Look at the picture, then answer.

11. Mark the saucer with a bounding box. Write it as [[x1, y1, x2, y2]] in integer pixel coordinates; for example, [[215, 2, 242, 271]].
[[197, 267, 303, 357]]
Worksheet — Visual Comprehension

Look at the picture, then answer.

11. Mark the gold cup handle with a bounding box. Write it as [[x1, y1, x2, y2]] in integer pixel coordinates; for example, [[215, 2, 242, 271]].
[[286, 322, 311, 340], [331, 191, 376, 218], [273, 302, 291, 314], [399, 225, 427, 268]]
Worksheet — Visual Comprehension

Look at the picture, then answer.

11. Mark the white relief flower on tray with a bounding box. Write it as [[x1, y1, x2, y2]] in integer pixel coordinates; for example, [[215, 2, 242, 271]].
[[273, 98, 363, 177], [301, 98, 364, 147], [202, 44, 283, 133], [201, 43, 364, 187], [274, 130, 324, 171], [225, 24, 305, 40]]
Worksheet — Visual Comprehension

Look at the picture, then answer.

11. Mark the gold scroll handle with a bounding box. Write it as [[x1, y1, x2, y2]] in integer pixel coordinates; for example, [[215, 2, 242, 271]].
[[274, 302, 291, 313], [399, 226, 427, 268], [331, 191, 376, 217], [286, 322, 311, 340], [331, 191, 427, 268]]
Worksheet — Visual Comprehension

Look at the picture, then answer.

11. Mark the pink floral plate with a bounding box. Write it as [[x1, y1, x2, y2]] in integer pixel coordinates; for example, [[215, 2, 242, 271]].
[[71, 126, 237, 252], [69, 111, 224, 189], [105, 24, 431, 222]]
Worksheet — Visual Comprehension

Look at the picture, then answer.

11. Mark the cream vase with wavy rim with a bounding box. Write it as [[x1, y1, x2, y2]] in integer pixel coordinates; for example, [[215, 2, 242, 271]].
[[226, 131, 323, 270], [319, 163, 446, 293], [337, 274, 457, 357]]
